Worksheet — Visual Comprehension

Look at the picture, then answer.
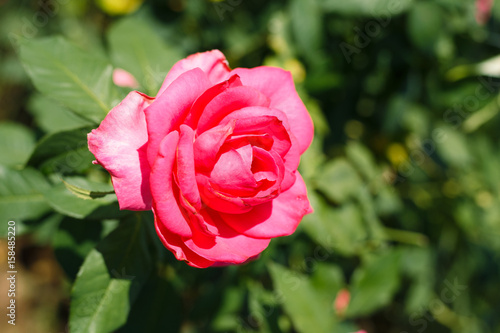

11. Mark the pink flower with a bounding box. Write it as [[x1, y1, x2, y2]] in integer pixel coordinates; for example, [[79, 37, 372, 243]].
[[334, 288, 350, 316], [476, 0, 493, 25], [112, 68, 140, 89], [88, 50, 314, 268]]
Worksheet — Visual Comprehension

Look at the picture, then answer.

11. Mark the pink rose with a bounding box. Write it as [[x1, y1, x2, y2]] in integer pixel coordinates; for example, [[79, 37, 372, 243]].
[[112, 68, 140, 89], [476, 0, 493, 25], [88, 50, 313, 268], [334, 288, 350, 317]]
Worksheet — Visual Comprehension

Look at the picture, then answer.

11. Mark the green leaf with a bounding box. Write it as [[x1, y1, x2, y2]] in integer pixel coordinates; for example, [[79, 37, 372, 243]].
[[27, 126, 95, 174], [19, 36, 115, 123], [52, 217, 106, 280], [43, 183, 127, 220], [346, 141, 377, 181], [316, 158, 362, 203], [375, 186, 403, 216], [323, 0, 413, 16], [0, 166, 51, 223], [301, 192, 367, 256], [118, 273, 183, 333], [210, 287, 245, 332], [27, 94, 93, 134], [268, 262, 337, 333], [62, 176, 114, 200], [70, 215, 153, 333], [0, 122, 36, 168], [407, 2, 443, 53], [107, 17, 182, 96], [290, 0, 322, 61], [310, 263, 345, 308], [435, 125, 471, 168], [347, 250, 401, 317]]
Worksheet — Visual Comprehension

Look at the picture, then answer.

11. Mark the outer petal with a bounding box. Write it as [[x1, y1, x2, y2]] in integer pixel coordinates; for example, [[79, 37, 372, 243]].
[[183, 211, 271, 264], [145, 68, 211, 167], [150, 131, 193, 238], [155, 219, 215, 268], [230, 67, 314, 154], [157, 50, 231, 96], [220, 172, 313, 239], [88, 91, 153, 211]]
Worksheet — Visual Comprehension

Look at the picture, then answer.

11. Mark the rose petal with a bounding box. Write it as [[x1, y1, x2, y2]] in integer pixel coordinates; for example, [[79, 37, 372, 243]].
[[176, 124, 219, 236], [249, 146, 282, 196], [238, 160, 283, 205], [113, 68, 140, 89], [183, 211, 271, 264], [196, 85, 270, 134], [193, 121, 235, 172], [230, 67, 314, 153], [157, 50, 231, 96], [210, 148, 257, 197], [220, 106, 300, 191], [234, 143, 253, 167], [155, 219, 214, 268], [176, 125, 202, 210], [196, 173, 253, 214], [232, 115, 292, 157], [185, 74, 242, 128], [150, 131, 193, 238], [145, 68, 211, 167], [225, 134, 274, 153], [87, 91, 153, 210], [220, 172, 312, 239]]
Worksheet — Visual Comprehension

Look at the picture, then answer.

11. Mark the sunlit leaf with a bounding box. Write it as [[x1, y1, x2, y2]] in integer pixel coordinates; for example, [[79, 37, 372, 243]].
[[347, 250, 401, 317], [0, 166, 51, 224], [43, 183, 126, 220], [269, 262, 337, 333], [0, 122, 35, 167], [62, 177, 114, 200], [27, 126, 95, 174], [19, 36, 116, 123], [316, 158, 362, 203], [28, 94, 93, 134], [323, 0, 413, 16]]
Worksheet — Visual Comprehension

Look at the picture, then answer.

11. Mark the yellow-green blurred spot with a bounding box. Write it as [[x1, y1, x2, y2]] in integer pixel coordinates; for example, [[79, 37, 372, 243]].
[[386, 143, 408, 166], [463, 99, 499, 133], [442, 179, 461, 198], [344, 120, 364, 140], [95, 0, 144, 15], [475, 191, 493, 208], [284, 58, 306, 83], [445, 64, 473, 81], [412, 188, 432, 209]]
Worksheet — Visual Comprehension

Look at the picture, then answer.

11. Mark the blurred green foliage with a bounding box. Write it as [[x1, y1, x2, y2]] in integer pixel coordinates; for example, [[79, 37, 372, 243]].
[[1, 0, 500, 332]]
